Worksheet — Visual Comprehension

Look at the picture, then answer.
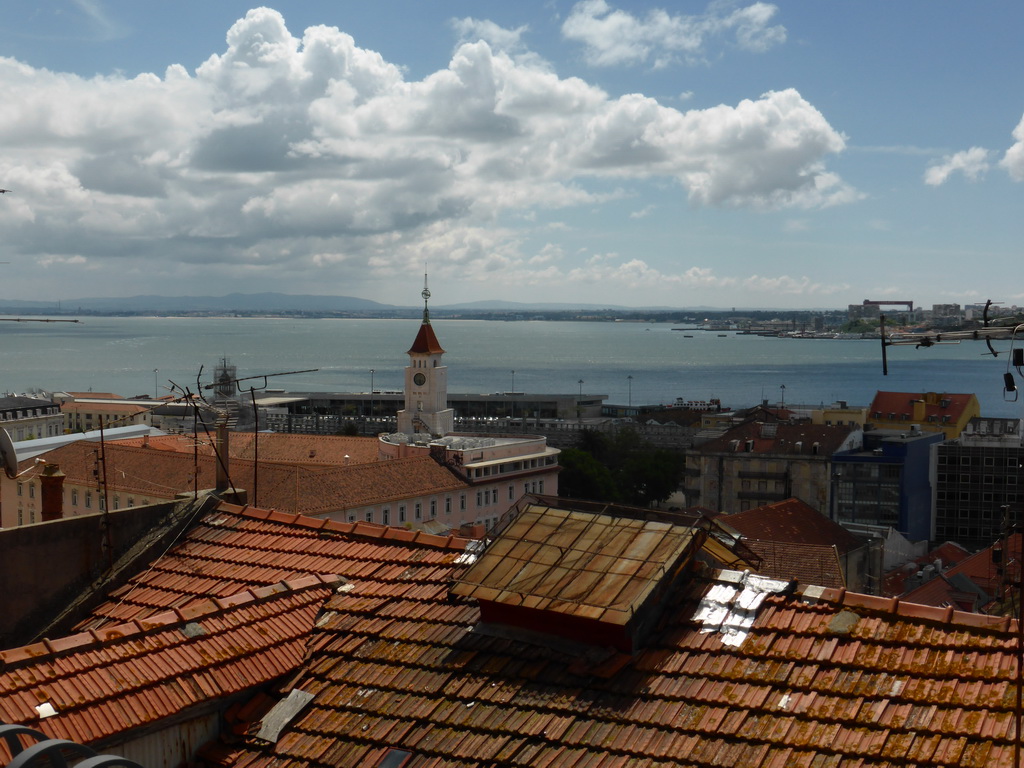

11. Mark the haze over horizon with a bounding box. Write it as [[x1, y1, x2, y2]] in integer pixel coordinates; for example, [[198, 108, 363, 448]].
[[1, 2, 1022, 309]]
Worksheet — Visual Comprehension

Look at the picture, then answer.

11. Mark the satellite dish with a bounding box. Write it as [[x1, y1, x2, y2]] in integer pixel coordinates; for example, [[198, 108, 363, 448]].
[[0, 427, 19, 479]]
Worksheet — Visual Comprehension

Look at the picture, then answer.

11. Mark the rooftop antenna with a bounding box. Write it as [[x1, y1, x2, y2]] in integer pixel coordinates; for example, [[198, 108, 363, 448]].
[[422, 270, 431, 324], [198, 364, 319, 505]]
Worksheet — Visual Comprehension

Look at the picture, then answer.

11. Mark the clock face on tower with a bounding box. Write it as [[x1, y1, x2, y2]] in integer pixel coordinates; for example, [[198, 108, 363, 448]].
[[413, 372, 426, 386]]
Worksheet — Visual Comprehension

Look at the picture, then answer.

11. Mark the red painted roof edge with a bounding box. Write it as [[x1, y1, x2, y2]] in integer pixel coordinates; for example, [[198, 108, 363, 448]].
[[792, 581, 1015, 633]]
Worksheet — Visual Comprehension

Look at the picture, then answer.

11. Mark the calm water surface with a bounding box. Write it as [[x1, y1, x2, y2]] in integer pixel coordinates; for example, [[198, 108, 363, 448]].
[[1, 316, 1021, 417]]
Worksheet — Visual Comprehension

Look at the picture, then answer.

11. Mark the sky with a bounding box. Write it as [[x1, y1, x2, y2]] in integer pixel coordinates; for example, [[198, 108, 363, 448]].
[[0, 1, 1022, 310]]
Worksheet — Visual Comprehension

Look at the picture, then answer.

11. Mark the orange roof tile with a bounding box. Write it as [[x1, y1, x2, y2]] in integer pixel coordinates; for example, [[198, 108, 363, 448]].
[[900, 534, 1023, 612], [868, 390, 977, 423], [60, 401, 148, 414], [76, 502, 471, 630], [115, 502, 1023, 768], [721, 498, 864, 552], [14, 500, 1024, 767], [698, 421, 857, 456], [20, 441, 469, 516], [116, 432, 381, 466], [0, 575, 337, 757]]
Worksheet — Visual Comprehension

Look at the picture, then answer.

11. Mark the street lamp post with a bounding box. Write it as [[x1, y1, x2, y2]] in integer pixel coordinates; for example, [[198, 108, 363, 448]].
[[153, 369, 158, 398], [780, 384, 786, 408], [627, 375, 633, 409], [577, 379, 584, 423], [511, 370, 515, 420], [369, 369, 375, 419]]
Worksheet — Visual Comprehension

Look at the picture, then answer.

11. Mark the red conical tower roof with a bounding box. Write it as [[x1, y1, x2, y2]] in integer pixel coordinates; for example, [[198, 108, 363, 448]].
[[408, 321, 445, 355]]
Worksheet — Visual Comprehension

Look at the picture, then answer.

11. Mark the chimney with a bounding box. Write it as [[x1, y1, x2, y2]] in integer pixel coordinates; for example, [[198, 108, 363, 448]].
[[39, 463, 65, 521]]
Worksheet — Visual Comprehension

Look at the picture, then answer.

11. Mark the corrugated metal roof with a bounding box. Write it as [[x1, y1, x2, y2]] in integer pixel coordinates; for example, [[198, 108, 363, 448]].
[[451, 503, 697, 625]]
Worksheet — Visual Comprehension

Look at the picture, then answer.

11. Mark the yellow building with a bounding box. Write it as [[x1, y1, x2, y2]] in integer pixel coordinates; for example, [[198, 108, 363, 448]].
[[867, 390, 980, 439]]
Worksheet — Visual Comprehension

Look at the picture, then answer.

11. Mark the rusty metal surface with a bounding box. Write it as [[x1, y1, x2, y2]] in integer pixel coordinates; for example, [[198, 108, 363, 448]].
[[453, 503, 697, 624]]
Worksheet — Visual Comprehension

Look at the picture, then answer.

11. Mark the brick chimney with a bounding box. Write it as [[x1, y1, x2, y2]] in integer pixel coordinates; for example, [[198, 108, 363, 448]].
[[39, 463, 66, 522]]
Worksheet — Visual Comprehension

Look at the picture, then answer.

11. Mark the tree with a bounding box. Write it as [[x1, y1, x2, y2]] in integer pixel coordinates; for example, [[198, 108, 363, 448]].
[[565, 428, 684, 507], [558, 447, 617, 501]]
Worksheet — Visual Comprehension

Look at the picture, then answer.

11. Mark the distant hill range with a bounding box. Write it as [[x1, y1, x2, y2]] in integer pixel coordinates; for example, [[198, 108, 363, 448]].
[[0, 293, 717, 314], [0, 293, 853, 314]]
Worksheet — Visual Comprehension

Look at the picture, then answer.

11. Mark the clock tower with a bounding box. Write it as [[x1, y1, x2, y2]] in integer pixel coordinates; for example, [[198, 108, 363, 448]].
[[396, 275, 454, 437]]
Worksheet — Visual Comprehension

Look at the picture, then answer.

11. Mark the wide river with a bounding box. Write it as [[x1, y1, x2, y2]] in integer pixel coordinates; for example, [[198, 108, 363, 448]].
[[1, 316, 1021, 417]]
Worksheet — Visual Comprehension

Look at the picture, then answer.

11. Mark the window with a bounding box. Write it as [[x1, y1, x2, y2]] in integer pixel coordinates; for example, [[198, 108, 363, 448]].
[[414, 502, 422, 520], [445, 497, 452, 515], [365, 510, 373, 523], [508, 485, 514, 500], [382, 507, 390, 525], [28, 484, 34, 499], [71, 489, 79, 505], [476, 491, 483, 506], [430, 499, 437, 518], [85, 492, 92, 509], [16, 483, 22, 497], [460, 494, 466, 511], [398, 505, 406, 523]]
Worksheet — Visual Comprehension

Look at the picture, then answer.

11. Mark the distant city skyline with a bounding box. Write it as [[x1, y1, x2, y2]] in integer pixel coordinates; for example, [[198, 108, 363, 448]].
[[1, 1, 1022, 309]]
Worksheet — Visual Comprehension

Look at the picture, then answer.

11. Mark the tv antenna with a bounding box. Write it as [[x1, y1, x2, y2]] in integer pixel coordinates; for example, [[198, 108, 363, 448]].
[[181, 363, 318, 506]]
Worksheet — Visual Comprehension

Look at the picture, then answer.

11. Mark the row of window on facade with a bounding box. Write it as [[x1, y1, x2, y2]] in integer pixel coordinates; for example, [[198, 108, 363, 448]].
[[466, 456, 556, 480], [937, 455, 1023, 467], [17, 482, 148, 510], [1, 407, 58, 420], [343, 479, 545, 526]]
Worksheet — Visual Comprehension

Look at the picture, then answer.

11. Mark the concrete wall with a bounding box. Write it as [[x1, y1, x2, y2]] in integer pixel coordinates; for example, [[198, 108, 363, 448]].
[[0, 498, 209, 647]]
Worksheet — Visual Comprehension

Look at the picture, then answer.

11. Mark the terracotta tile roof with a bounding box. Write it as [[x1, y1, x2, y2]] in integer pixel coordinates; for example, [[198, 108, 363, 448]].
[[63, 392, 125, 400], [60, 401, 148, 414], [136, 502, 1024, 768], [721, 498, 864, 552], [883, 541, 972, 596], [868, 390, 976, 422], [0, 574, 338, 758], [900, 534, 1023, 613], [76, 502, 472, 631], [407, 321, 445, 355], [201, 563, 1020, 767], [20, 442, 469, 516], [116, 432, 381, 466], [733, 539, 847, 589], [698, 421, 857, 455]]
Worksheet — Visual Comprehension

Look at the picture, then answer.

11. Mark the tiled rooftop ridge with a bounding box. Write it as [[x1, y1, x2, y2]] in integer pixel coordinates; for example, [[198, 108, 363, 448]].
[[76, 503, 473, 630], [0, 574, 342, 754], [221, 503, 473, 551]]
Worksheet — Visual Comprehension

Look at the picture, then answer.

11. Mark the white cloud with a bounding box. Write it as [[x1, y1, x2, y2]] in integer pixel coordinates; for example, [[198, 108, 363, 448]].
[[452, 18, 529, 53], [0, 7, 850, 300], [924, 147, 990, 185], [562, 0, 785, 68], [742, 274, 848, 295], [1000, 114, 1024, 181]]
